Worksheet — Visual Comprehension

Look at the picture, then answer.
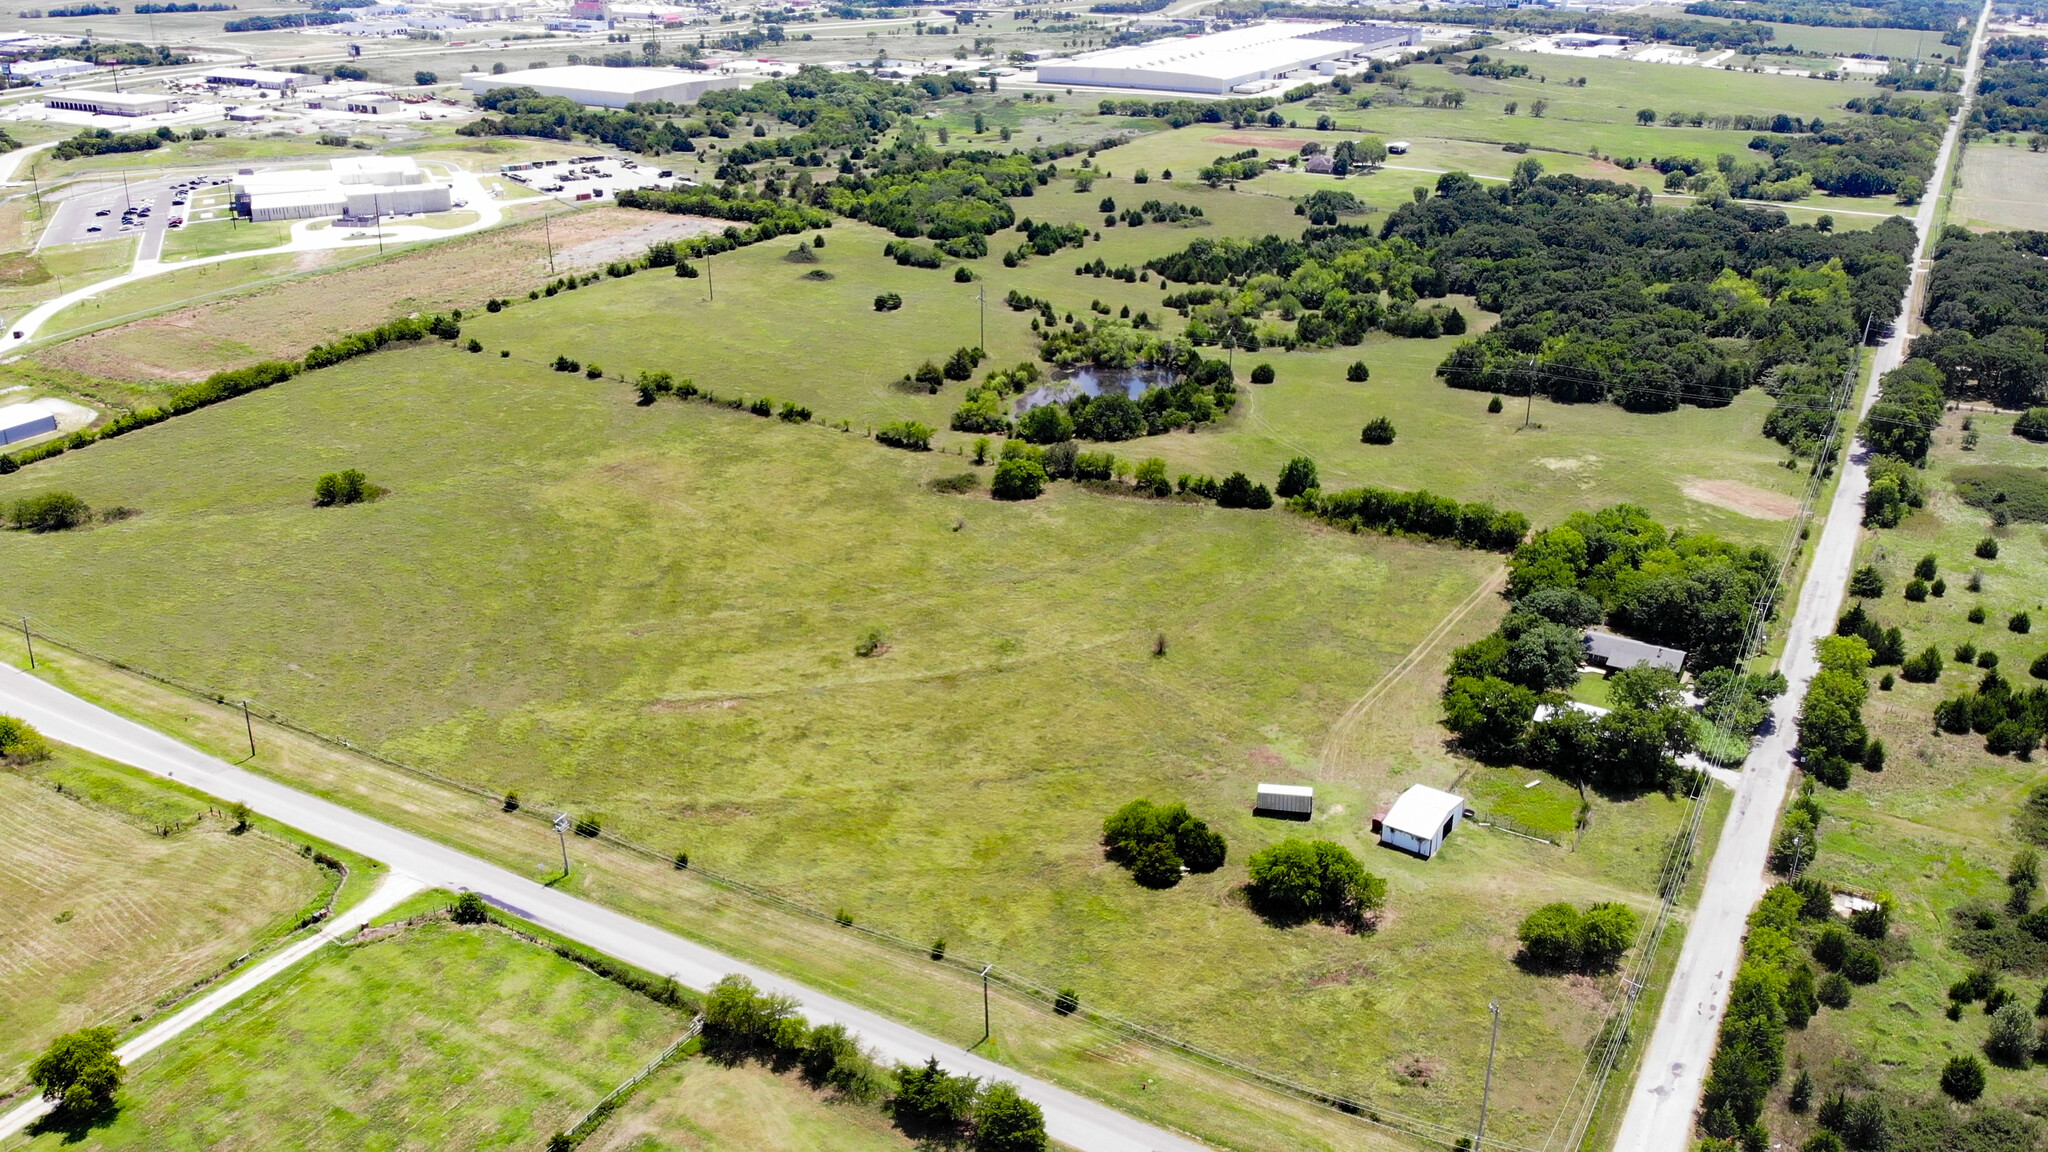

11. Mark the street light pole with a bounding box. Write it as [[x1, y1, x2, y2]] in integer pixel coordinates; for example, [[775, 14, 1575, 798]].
[[553, 812, 572, 877], [1475, 1001, 1501, 1151]]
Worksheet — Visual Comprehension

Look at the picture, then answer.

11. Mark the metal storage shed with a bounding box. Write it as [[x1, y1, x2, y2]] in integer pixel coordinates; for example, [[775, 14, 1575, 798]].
[[1255, 782, 1313, 817], [1377, 784, 1464, 859], [0, 402, 57, 445]]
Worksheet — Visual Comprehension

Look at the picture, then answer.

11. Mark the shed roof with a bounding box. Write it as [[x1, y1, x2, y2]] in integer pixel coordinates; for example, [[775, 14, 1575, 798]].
[[1257, 782, 1313, 798], [0, 400, 58, 435], [1382, 784, 1463, 840]]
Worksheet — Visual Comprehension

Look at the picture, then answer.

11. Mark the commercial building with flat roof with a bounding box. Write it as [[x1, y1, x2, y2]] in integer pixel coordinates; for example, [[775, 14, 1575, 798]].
[[462, 64, 750, 108], [42, 90, 177, 116], [1036, 20, 1419, 95], [206, 66, 304, 90], [8, 57, 92, 80]]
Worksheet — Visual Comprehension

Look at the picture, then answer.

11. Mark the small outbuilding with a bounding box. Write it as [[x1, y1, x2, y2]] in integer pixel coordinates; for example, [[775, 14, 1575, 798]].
[[0, 401, 57, 445], [1584, 629, 1686, 674], [1255, 782, 1313, 818], [1376, 784, 1464, 859]]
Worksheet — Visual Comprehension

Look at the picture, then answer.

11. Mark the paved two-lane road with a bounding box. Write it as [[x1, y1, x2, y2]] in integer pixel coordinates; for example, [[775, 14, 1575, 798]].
[[0, 663, 1206, 1152], [1613, 2, 1996, 1146]]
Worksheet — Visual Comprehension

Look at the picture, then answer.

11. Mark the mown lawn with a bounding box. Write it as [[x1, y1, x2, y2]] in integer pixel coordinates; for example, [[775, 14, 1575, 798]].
[[0, 340, 1708, 1144], [11, 920, 689, 1151]]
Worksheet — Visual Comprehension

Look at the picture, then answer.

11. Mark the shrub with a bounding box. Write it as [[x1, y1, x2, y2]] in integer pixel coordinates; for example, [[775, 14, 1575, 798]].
[[1848, 565, 1884, 598], [1360, 417, 1396, 445], [1971, 605, 1989, 624], [990, 457, 1046, 500], [573, 815, 601, 838], [585, 364, 604, 380], [0, 715, 50, 764], [854, 629, 886, 657], [1132, 456, 1170, 497], [1987, 1001, 2035, 1066], [891, 1056, 979, 1134], [1816, 971, 1851, 1008], [875, 421, 934, 451], [8, 490, 90, 531], [28, 1027, 121, 1115], [1914, 554, 1937, 580], [451, 891, 489, 923], [1215, 472, 1272, 509], [972, 1081, 1048, 1152], [873, 291, 903, 311], [1517, 902, 1582, 969], [1978, 536, 2001, 559], [2013, 612, 2033, 634], [1275, 456, 1318, 498], [1841, 943, 1882, 984], [552, 355, 579, 373], [1940, 1054, 1986, 1102], [1053, 988, 1079, 1015], [1488, 394, 1504, 413], [1905, 578, 1927, 602], [1813, 924, 1849, 970], [1901, 646, 1942, 682], [1245, 838, 1385, 927], [313, 469, 373, 507], [502, 791, 519, 812], [954, 265, 974, 282], [1250, 363, 1275, 384], [1346, 360, 1369, 382]]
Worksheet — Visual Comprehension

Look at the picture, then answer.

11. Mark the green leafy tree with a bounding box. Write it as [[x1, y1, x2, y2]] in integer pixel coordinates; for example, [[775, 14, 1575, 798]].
[[1132, 457, 1170, 497], [1848, 565, 1885, 597], [1245, 838, 1385, 926], [990, 456, 1046, 500], [1360, 416, 1396, 445], [29, 1027, 121, 1115], [972, 1082, 1047, 1152], [451, 891, 489, 923], [8, 491, 91, 531], [1517, 902, 1582, 969], [1016, 404, 1073, 444], [1275, 456, 1318, 498]]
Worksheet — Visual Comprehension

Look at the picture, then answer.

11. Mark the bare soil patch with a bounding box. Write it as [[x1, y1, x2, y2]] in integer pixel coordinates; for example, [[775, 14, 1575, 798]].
[[1682, 478, 1800, 520], [38, 207, 687, 383]]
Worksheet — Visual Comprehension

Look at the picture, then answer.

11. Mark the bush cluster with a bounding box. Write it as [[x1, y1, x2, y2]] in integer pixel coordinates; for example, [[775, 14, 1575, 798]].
[[1292, 484, 1527, 552], [875, 421, 934, 451], [7, 490, 91, 531], [0, 715, 51, 763], [1515, 901, 1639, 973], [313, 468, 379, 507], [1101, 799, 1225, 888], [1245, 838, 1385, 929]]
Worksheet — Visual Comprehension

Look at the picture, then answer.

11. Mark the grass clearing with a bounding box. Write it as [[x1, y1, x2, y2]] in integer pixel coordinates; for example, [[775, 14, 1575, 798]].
[[588, 1054, 913, 1152], [1949, 140, 2048, 231], [1764, 411, 2048, 1143], [0, 742, 335, 1086], [8, 918, 690, 1151], [157, 218, 294, 262], [0, 339, 1716, 1145]]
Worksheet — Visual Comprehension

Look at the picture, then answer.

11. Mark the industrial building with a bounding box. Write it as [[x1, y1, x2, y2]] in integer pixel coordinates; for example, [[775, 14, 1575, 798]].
[[234, 156, 451, 222], [462, 64, 751, 108], [1034, 21, 1420, 95], [205, 66, 304, 90], [41, 90, 177, 116], [1374, 785, 1465, 859], [7, 57, 92, 80]]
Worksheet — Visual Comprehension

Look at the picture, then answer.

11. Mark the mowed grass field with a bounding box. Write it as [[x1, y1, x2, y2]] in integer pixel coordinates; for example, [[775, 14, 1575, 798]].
[[8, 918, 689, 1151], [0, 742, 333, 1085], [1950, 140, 2048, 232], [0, 339, 1709, 1143], [1764, 413, 2048, 1143], [587, 1056, 912, 1152]]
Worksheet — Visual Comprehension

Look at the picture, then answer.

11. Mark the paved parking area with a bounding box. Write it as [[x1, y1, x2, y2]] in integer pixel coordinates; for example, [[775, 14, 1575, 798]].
[[500, 154, 683, 205], [40, 171, 230, 259]]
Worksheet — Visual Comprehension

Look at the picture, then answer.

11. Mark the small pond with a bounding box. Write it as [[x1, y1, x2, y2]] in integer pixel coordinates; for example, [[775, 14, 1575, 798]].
[[1014, 366, 1173, 414]]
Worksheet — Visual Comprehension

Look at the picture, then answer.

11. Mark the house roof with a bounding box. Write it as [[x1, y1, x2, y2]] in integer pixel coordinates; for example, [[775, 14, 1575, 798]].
[[1381, 784, 1463, 840], [1584, 629, 1686, 672]]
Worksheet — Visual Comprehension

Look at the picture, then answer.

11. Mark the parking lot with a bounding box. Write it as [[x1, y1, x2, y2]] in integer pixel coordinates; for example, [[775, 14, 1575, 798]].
[[41, 172, 231, 260], [499, 154, 685, 204]]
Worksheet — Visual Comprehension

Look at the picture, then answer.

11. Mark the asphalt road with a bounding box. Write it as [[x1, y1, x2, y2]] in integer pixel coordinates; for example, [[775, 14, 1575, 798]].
[[1611, 2, 1995, 1146], [0, 663, 1207, 1152]]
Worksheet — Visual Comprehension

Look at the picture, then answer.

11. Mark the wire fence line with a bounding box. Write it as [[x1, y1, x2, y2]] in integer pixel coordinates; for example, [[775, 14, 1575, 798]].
[[561, 1017, 702, 1149], [6, 612, 1556, 1152]]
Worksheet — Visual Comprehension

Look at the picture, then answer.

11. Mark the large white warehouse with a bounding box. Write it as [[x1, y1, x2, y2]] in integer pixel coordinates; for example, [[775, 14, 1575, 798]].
[[1037, 21, 1420, 95], [463, 65, 751, 109], [233, 157, 451, 222]]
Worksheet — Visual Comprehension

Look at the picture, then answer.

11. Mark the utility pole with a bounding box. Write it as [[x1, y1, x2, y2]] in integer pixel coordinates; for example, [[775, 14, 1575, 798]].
[[1475, 1001, 1501, 1150], [1789, 834, 1807, 881], [706, 249, 713, 302], [544, 208, 554, 275], [373, 192, 383, 255], [980, 964, 992, 1044], [553, 812, 572, 877], [242, 700, 256, 758], [977, 281, 984, 351], [1523, 384, 1534, 430], [19, 617, 33, 670]]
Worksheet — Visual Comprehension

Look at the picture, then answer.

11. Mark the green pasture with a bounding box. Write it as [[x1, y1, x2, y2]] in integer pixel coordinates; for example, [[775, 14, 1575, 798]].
[[158, 218, 293, 262], [1766, 412, 2048, 1142], [8, 919, 688, 1150], [0, 338, 1712, 1143]]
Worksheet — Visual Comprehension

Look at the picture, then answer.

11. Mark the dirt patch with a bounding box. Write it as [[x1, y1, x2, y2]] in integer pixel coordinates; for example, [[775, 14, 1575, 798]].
[[1206, 133, 1310, 150], [1247, 746, 1285, 768], [1307, 961, 1375, 988], [1682, 478, 1800, 520], [554, 214, 725, 269], [37, 207, 692, 383]]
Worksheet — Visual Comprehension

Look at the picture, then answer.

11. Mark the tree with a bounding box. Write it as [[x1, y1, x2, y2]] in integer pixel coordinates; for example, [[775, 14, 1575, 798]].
[[1517, 902, 1582, 970], [1360, 417, 1396, 445], [452, 891, 489, 923], [1129, 839, 1182, 888], [1132, 457, 1170, 497], [1442, 675, 1536, 762], [1072, 394, 1144, 441], [991, 457, 1046, 500], [1940, 1054, 1986, 1102], [1346, 360, 1370, 382], [414, 70, 438, 85], [1987, 1001, 2034, 1066], [1246, 838, 1384, 926], [1016, 404, 1072, 444], [1275, 456, 1318, 498], [892, 1057, 979, 1135], [1216, 472, 1256, 508], [1576, 902, 1638, 970], [1848, 565, 1885, 598], [29, 1027, 121, 1115], [1250, 363, 1275, 384], [314, 469, 370, 507], [1637, 108, 1657, 124], [972, 1082, 1047, 1152]]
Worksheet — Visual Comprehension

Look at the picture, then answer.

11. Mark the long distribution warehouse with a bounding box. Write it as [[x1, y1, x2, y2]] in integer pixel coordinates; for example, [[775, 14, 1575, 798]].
[[462, 65, 751, 109], [1036, 21, 1420, 95]]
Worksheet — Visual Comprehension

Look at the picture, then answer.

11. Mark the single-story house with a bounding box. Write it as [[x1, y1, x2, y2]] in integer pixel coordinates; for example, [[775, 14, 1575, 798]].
[[1584, 629, 1686, 674], [1375, 784, 1464, 859]]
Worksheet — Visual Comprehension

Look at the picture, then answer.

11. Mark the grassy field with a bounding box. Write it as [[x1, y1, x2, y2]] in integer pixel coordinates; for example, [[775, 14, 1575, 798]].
[[158, 218, 295, 262], [0, 337, 1723, 1145], [7, 918, 690, 1150], [589, 1055, 913, 1152], [0, 742, 336, 1086], [1949, 140, 2048, 231], [1763, 410, 2048, 1143]]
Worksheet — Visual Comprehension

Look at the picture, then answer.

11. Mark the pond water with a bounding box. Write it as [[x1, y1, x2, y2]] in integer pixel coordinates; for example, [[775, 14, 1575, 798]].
[[1014, 366, 1172, 414]]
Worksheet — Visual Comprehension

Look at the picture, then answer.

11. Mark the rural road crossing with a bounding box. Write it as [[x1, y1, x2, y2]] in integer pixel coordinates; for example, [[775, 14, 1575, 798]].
[[1613, 1, 1994, 1145], [0, 871, 425, 1143], [0, 663, 1209, 1152]]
